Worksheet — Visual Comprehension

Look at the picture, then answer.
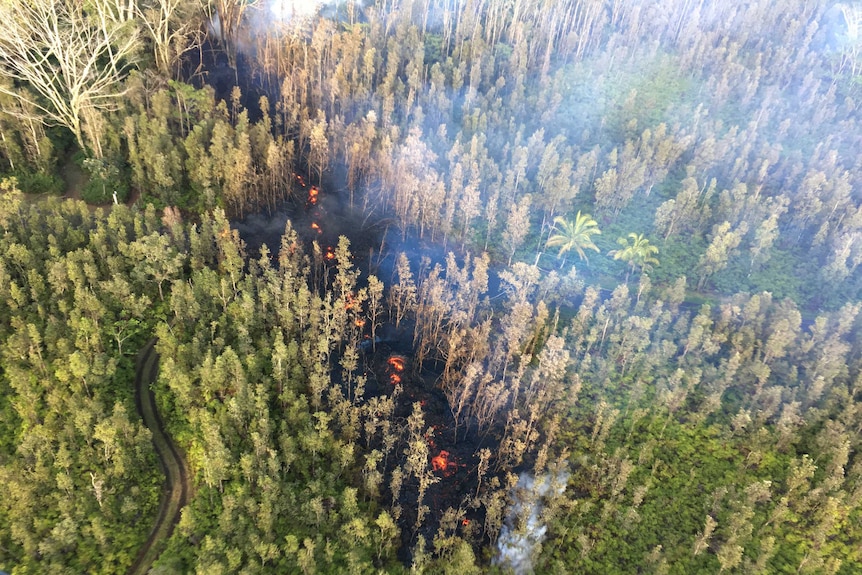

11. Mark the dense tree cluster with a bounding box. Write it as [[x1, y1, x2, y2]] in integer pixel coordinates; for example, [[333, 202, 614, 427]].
[[0, 185, 163, 573], [145, 215, 410, 573]]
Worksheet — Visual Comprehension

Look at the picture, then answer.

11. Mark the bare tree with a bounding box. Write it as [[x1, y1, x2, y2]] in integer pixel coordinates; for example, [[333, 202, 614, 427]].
[[138, 0, 203, 78], [204, 0, 258, 69], [0, 0, 140, 156]]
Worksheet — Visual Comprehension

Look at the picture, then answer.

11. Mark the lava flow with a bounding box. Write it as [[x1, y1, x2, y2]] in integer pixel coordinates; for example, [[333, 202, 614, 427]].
[[387, 355, 405, 386], [431, 450, 460, 477]]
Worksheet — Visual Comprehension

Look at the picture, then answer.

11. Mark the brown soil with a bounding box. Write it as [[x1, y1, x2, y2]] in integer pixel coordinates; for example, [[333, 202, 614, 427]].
[[59, 156, 87, 201]]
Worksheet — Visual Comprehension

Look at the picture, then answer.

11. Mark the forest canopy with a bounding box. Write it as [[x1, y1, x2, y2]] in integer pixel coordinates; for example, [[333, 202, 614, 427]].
[[1, 0, 862, 574]]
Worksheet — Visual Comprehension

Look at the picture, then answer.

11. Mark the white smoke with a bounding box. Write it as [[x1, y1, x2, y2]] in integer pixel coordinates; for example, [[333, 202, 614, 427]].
[[270, 0, 325, 21], [495, 470, 569, 575], [269, 0, 366, 22]]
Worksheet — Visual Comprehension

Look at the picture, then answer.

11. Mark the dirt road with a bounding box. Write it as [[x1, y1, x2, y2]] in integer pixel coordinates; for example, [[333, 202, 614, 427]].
[[128, 340, 190, 575]]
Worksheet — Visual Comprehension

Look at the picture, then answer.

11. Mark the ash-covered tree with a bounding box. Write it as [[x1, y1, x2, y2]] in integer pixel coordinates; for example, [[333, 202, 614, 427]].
[[388, 252, 417, 330], [306, 109, 329, 186], [503, 194, 532, 265]]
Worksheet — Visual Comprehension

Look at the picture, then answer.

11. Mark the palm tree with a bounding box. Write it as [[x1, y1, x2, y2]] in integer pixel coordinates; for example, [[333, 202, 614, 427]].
[[610, 233, 659, 283], [541, 211, 601, 268]]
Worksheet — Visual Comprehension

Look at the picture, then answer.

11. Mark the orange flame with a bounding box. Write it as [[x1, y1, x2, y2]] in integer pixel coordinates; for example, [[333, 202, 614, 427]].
[[431, 450, 449, 472], [308, 186, 319, 205], [294, 173, 306, 187], [430, 449, 463, 476], [386, 356, 405, 386], [431, 450, 459, 476], [324, 247, 335, 260], [462, 519, 470, 526], [354, 318, 366, 328], [311, 222, 322, 233]]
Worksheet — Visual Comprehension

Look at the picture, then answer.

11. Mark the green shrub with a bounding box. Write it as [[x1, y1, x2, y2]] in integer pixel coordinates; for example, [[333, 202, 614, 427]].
[[81, 157, 130, 205], [81, 176, 130, 205], [11, 169, 63, 195]]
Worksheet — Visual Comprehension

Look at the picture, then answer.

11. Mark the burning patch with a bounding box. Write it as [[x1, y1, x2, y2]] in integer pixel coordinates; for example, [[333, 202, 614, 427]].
[[430, 450, 460, 477], [387, 356, 405, 372], [386, 355, 405, 386], [386, 355, 406, 386]]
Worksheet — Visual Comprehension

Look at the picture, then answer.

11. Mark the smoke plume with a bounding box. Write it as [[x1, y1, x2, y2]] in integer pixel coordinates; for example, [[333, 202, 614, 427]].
[[496, 470, 569, 575]]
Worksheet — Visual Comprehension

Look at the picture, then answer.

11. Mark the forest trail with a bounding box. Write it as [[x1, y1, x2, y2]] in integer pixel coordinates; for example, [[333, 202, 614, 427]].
[[59, 156, 86, 200], [128, 340, 190, 575]]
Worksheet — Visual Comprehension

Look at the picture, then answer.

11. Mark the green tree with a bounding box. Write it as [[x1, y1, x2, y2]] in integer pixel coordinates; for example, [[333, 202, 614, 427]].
[[610, 233, 660, 283], [695, 221, 748, 290], [121, 232, 185, 301], [542, 211, 601, 267]]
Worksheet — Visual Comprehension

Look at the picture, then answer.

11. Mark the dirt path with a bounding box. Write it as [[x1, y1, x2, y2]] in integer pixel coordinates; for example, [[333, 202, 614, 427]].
[[59, 156, 87, 201], [128, 340, 190, 575]]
